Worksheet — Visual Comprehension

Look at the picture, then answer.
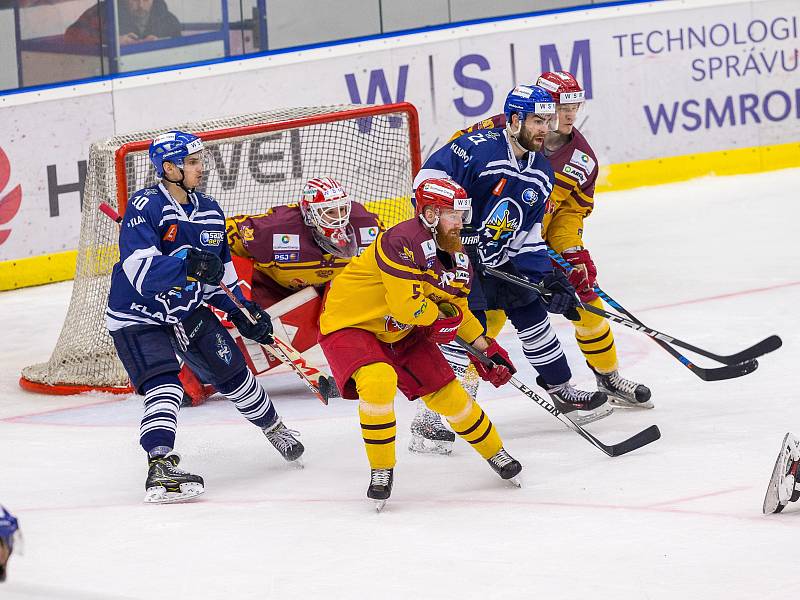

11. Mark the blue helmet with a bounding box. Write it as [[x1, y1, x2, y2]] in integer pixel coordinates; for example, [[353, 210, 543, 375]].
[[503, 84, 556, 122], [148, 131, 204, 178], [0, 506, 19, 582]]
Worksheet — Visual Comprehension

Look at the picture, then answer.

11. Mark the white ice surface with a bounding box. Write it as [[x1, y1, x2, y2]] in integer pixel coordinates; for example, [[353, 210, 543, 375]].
[[1, 169, 798, 599]]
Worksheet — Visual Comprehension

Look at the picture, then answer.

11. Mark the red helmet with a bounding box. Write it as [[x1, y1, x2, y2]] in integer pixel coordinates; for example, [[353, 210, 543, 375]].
[[414, 178, 472, 224], [536, 71, 584, 105], [300, 177, 356, 257]]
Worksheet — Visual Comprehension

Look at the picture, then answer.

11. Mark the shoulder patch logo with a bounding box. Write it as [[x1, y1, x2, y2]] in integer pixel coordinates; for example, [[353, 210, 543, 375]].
[[400, 246, 415, 263], [454, 252, 469, 269], [421, 239, 436, 259], [274, 233, 300, 250], [521, 188, 539, 206], [360, 226, 379, 243], [200, 230, 224, 246], [570, 149, 596, 175], [562, 164, 587, 185]]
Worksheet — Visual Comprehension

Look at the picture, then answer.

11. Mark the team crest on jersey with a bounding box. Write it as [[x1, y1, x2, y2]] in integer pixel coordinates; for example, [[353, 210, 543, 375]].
[[154, 283, 203, 316], [399, 246, 415, 263], [241, 226, 255, 242], [200, 230, 224, 246], [521, 188, 539, 206], [480, 198, 522, 263], [215, 333, 232, 365]]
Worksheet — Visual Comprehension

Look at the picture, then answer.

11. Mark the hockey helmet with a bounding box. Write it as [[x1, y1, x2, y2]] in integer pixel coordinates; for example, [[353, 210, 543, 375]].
[[415, 177, 472, 229], [503, 84, 556, 123], [536, 71, 585, 105], [300, 177, 357, 258], [149, 130, 205, 178]]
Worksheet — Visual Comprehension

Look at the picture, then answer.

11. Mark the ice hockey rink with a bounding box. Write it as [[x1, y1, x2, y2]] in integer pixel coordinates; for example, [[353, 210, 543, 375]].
[[0, 167, 798, 599]]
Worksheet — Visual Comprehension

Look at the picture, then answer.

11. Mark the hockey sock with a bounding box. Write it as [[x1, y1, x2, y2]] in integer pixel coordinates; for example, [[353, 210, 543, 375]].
[[509, 308, 571, 385], [574, 297, 618, 373], [423, 379, 502, 459], [140, 373, 183, 454], [216, 368, 277, 429], [353, 363, 398, 469]]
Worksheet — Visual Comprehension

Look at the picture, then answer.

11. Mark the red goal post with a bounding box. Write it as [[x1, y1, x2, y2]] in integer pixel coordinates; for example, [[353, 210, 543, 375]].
[[20, 102, 421, 395]]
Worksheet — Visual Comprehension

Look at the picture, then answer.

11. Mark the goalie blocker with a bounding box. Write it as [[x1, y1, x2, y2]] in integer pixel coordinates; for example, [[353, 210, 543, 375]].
[[180, 256, 328, 405]]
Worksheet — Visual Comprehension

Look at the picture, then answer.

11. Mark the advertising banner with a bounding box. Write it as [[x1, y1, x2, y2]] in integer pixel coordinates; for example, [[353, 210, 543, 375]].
[[1, 0, 797, 265]]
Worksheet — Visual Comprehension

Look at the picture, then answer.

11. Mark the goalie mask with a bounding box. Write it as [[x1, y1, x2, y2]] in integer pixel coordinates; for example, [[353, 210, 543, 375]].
[[300, 177, 357, 258]]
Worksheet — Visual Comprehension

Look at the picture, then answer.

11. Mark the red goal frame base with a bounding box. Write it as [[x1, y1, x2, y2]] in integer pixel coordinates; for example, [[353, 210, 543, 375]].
[[19, 376, 134, 396]]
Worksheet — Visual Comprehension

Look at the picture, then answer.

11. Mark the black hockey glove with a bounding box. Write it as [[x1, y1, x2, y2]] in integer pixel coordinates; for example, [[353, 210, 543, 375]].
[[541, 270, 580, 321], [185, 248, 225, 286], [230, 300, 274, 345]]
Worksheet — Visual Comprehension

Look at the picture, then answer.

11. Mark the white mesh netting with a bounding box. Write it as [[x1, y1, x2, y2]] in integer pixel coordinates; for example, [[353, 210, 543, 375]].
[[21, 103, 418, 392]]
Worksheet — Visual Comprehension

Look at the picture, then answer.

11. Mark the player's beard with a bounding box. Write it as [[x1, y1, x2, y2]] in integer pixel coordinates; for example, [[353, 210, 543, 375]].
[[516, 125, 544, 152], [436, 227, 463, 254]]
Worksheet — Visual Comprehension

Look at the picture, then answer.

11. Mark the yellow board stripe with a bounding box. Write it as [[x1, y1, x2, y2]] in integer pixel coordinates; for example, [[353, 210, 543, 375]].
[[0, 250, 78, 291], [3, 142, 799, 291]]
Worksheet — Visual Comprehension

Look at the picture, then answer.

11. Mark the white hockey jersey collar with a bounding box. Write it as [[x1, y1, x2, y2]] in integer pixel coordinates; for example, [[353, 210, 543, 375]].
[[158, 182, 199, 220], [502, 129, 538, 172]]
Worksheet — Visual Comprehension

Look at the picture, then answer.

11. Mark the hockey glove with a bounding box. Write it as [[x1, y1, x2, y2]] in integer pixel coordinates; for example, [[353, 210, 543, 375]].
[[424, 302, 463, 344], [185, 248, 225, 286], [230, 300, 274, 345], [468, 337, 516, 387], [561, 247, 599, 303], [541, 269, 580, 320]]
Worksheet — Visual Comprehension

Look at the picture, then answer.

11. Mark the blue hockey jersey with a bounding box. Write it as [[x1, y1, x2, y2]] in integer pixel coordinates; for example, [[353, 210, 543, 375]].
[[414, 128, 554, 282], [106, 183, 245, 331]]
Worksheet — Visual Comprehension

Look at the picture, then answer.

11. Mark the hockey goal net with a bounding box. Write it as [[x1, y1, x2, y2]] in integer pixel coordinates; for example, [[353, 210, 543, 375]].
[[20, 103, 421, 395]]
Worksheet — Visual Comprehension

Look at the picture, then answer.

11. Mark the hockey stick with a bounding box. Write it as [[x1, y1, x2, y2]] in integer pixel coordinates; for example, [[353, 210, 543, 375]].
[[99, 202, 336, 404], [454, 338, 660, 457], [546, 249, 759, 381], [482, 264, 782, 366]]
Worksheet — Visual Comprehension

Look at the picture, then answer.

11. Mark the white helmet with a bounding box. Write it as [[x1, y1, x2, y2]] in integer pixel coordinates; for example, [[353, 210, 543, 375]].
[[300, 177, 357, 258]]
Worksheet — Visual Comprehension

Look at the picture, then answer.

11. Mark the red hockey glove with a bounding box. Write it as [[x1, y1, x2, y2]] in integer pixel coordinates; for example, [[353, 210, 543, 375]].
[[468, 337, 516, 387], [561, 248, 598, 303], [424, 302, 463, 344]]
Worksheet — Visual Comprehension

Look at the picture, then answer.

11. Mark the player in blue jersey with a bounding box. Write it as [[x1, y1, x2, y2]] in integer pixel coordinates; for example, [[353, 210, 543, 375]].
[[107, 131, 304, 503], [0, 506, 19, 582], [411, 85, 611, 446]]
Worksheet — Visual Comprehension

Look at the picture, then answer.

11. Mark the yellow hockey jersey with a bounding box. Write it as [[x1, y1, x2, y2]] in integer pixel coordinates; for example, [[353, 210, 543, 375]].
[[319, 217, 485, 344]]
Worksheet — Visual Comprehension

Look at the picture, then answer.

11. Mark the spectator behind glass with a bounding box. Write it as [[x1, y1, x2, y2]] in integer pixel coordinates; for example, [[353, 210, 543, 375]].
[[65, 0, 181, 45]]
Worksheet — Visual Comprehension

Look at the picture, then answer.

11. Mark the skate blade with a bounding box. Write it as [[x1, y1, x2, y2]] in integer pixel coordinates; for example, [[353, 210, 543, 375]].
[[288, 458, 305, 470], [570, 404, 614, 426], [374, 499, 387, 512], [506, 475, 522, 489], [609, 396, 654, 410], [763, 433, 794, 514], [144, 482, 205, 504], [408, 434, 453, 456]]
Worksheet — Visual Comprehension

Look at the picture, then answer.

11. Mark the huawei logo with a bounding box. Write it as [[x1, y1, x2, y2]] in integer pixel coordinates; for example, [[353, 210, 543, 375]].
[[0, 147, 22, 246]]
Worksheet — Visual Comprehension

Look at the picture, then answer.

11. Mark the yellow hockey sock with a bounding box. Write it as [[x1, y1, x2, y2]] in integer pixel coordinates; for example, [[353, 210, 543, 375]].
[[353, 362, 398, 469], [423, 379, 502, 459], [574, 297, 619, 373]]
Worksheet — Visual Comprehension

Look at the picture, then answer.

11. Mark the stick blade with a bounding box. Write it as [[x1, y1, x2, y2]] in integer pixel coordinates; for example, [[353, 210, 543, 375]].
[[696, 359, 758, 381], [609, 425, 661, 457], [724, 335, 782, 364]]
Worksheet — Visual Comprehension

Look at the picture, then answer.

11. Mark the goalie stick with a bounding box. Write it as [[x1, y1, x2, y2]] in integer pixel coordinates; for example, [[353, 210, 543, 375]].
[[482, 264, 782, 367], [99, 202, 337, 405], [454, 338, 660, 457], [546, 249, 759, 381]]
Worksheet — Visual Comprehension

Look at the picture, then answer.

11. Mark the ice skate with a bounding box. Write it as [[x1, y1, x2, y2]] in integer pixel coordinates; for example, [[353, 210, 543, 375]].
[[263, 418, 305, 465], [367, 468, 394, 512], [763, 432, 800, 514], [144, 453, 205, 504], [590, 365, 653, 409], [487, 448, 522, 488], [537, 376, 612, 425], [409, 401, 455, 455]]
